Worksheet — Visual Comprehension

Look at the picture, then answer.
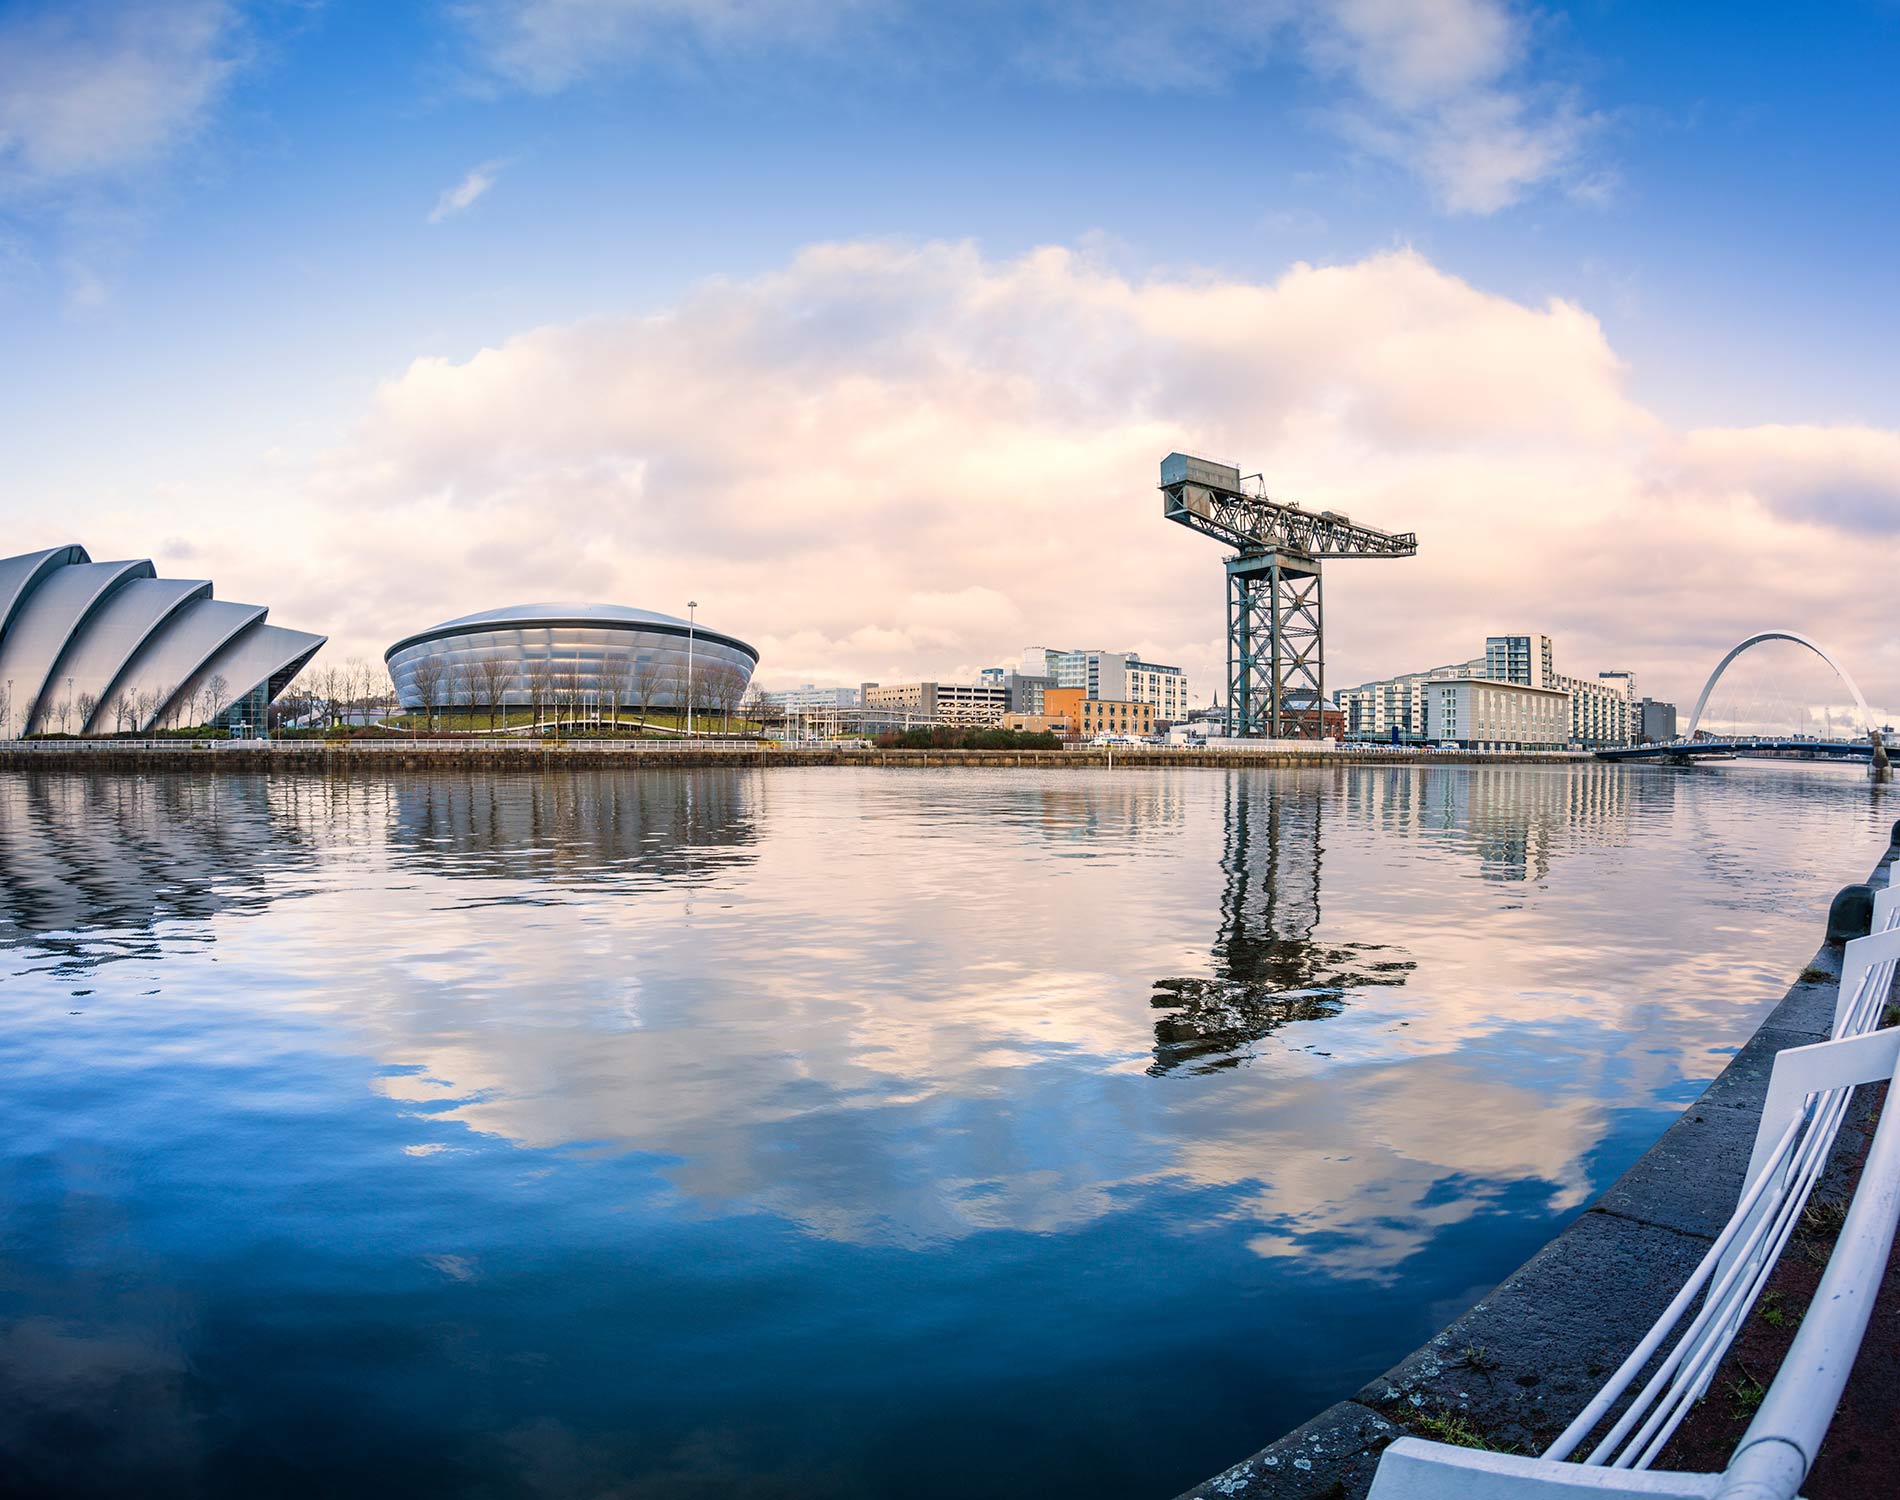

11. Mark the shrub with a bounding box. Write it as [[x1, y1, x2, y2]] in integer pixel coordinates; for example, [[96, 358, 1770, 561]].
[[873, 728, 1062, 751]]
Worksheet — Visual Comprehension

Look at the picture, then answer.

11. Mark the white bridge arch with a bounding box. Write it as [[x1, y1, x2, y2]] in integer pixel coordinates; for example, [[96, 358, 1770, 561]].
[[1685, 629, 1873, 740]]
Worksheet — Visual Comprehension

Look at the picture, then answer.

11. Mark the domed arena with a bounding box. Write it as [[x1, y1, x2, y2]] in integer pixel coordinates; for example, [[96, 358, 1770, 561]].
[[383, 603, 759, 716]]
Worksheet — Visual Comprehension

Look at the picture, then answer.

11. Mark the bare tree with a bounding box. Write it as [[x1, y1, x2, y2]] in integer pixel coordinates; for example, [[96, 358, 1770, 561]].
[[0, 680, 11, 738], [595, 657, 627, 734], [628, 655, 653, 728], [477, 655, 511, 733], [447, 660, 478, 734], [205, 673, 230, 727], [554, 658, 584, 737], [658, 657, 691, 733], [133, 688, 155, 734], [362, 660, 395, 725], [740, 684, 771, 735], [409, 656, 444, 734], [526, 658, 555, 733], [340, 657, 366, 727], [706, 664, 743, 734], [692, 661, 721, 735], [75, 691, 98, 735]]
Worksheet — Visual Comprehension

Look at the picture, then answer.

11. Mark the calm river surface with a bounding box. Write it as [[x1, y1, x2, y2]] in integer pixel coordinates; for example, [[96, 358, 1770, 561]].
[[0, 762, 1890, 1498]]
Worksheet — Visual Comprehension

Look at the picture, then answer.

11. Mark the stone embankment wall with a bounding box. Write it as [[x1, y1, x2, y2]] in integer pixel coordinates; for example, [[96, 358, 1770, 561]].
[[1178, 826, 1900, 1500], [0, 743, 1592, 773]]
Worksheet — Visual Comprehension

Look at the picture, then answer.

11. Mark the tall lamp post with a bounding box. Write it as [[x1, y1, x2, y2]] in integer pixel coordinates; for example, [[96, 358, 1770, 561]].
[[686, 600, 698, 738]]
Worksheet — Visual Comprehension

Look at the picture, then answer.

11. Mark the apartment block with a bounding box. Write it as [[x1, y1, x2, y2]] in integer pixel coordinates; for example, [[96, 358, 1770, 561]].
[[1424, 678, 1570, 750]]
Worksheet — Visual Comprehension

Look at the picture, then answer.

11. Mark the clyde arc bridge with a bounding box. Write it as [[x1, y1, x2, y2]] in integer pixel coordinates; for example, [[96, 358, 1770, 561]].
[[1595, 629, 1890, 770], [1160, 453, 1417, 740]]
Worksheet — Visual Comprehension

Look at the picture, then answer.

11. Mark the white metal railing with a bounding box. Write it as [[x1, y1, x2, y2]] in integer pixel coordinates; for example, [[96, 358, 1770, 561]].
[[1369, 869, 1900, 1500], [0, 736, 778, 753]]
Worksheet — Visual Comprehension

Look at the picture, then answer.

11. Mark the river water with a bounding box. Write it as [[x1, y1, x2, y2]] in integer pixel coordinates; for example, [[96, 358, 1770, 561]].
[[0, 762, 1889, 1498]]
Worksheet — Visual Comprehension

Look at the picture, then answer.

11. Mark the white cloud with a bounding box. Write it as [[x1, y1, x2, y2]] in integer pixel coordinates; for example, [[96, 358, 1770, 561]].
[[429, 158, 508, 223], [1669, 424, 1900, 536], [452, 1, 1598, 214], [1306, 0, 1597, 214], [0, 0, 247, 189], [157, 237, 1890, 722]]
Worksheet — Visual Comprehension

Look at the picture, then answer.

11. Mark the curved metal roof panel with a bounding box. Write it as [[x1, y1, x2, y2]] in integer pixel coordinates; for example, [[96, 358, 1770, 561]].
[[0, 545, 89, 644], [429, 602, 695, 631], [0, 559, 155, 725], [157, 622, 327, 730], [387, 602, 759, 664], [113, 599, 268, 732], [31, 577, 211, 734]]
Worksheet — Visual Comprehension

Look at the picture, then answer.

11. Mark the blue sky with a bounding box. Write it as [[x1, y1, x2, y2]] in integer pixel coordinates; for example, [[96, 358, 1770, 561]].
[[3, 1, 1898, 709]]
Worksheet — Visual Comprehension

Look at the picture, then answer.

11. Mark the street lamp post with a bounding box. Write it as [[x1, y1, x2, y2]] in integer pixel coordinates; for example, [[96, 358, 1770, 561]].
[[686, 600, 698, 738]]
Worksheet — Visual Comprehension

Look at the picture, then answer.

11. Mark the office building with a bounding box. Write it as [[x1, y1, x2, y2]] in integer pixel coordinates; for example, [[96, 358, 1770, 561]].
[[1045, 687, 1153, 740], [766, 684, 861, 711], [1637, 697, 1679, 743], [1020, 647, 1188, 723], [861, 681, 1009, 725]]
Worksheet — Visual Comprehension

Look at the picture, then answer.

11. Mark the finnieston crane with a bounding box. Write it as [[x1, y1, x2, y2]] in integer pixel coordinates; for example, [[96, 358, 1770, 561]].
[[1159, 453, 1418, 740]]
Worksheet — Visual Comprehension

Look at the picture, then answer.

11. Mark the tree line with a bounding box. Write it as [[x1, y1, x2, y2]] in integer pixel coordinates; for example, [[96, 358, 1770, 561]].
[[5, 672, 241, 738]]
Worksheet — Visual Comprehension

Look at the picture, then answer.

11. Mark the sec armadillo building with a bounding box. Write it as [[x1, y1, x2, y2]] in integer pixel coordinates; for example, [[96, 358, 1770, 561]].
[[384, 603, 759, 711], [0, 544, 327, 736]]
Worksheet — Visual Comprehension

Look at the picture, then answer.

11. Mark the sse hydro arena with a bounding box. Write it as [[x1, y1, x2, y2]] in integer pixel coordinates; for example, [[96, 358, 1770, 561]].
[[384, 604, 759, 712]]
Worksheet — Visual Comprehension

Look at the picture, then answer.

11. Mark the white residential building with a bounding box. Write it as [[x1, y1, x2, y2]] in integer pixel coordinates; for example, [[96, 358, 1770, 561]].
[[1424, 678, 1570, 750], [1487, 634, 1636, 748], [1334, 657, 1486, 741]]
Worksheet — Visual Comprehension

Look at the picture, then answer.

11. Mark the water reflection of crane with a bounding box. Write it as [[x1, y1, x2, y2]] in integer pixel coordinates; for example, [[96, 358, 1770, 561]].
[[1149, 775, 1412, 1076]]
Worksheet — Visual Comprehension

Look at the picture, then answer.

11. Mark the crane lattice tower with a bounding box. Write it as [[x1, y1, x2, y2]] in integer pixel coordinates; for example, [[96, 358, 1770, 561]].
[[1159, 453, 1419, 739]]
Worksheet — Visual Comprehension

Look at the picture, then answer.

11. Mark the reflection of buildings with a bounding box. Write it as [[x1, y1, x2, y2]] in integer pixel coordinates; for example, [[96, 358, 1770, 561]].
[[0, 772, 318, 962], [388, 769, 761, 887], [1024, 776, 1190, 845], [1149, 776, 1413, 1075], [1344, 762, 1648, 883]]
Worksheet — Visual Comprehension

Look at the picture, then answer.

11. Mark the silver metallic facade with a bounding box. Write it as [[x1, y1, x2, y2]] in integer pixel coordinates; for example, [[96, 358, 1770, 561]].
[[384, 603, 759, 710], [0, 544, 327, 735]]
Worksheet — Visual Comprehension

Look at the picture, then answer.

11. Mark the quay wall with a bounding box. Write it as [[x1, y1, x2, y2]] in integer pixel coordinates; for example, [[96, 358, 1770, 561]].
[[0, 742, 1594, 774], [1178, 827, 1900, 1500]]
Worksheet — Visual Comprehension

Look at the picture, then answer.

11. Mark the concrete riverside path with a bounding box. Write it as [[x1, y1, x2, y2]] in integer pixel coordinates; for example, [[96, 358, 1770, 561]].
[[1177, 826, 1900, 1500]]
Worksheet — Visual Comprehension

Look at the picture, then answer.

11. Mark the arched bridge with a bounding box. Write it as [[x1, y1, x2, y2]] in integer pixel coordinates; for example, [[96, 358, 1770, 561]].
[[1599, 630, 1887, 765]]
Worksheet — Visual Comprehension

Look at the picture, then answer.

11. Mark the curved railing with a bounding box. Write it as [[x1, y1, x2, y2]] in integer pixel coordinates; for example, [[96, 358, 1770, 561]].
[[1369, 874, 1900, 1498]]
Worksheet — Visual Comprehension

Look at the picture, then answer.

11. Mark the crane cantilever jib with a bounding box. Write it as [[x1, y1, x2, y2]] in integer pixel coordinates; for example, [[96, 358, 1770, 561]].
[[1159, 452, 1418, 741]]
